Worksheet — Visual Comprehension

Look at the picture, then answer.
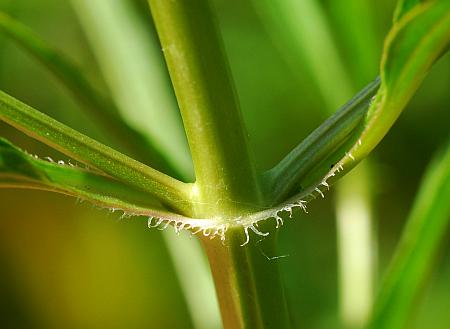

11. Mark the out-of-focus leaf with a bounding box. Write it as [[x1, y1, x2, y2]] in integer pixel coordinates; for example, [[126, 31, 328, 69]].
[[395, 0, 431, 22], [0, 11, 181, 178], [254, 0, 353, 110], [327, 0, 379, 85], [293, 0, 450, 198], [367, 139, 450, 329], [70, 2, 221, 329], [70, 0, 193, 180], [0, 90, 192, 214]]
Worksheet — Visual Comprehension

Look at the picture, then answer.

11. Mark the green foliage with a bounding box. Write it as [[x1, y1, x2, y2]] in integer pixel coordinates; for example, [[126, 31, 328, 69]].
[[0, 0, 449, 328], [0, 12, 182, 177], [0, 137, 163, 213], [368, 139, 450, 329]]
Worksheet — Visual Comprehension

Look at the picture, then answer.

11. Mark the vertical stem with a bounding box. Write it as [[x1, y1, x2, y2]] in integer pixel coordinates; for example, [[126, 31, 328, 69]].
[[201, 227, 291, 329], [149, 2, 290, 328], [149, 0, 262, 217]]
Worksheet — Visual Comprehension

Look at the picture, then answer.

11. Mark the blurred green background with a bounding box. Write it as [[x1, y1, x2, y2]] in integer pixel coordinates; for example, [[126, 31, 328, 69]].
[[0, 0, 449, 328]]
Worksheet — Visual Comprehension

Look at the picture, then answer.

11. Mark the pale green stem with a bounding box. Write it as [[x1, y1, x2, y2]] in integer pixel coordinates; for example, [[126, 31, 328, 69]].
[[149, 0, 262, 218], [148, 1, 291, 328]]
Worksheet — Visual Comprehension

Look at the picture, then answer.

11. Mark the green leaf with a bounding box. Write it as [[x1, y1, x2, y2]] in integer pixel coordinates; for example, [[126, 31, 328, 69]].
[[254, 0, 354, 110], [395, 0, 432, 22], [297, 0, 450, 198], [0, 90, 193, 215], [0, 138, 46, 181], [67, 4, 221, 329], [367, 139, 450, 329], [0, 138, 170, 215], [264, 78, 380, 203], [0, 11, 182, 178]]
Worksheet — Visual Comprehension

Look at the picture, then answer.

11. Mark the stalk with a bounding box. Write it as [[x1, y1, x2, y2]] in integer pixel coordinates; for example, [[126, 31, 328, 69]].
[[149, 0, 262, 218], [149, 1, 291, 328], [201, 227, 291, 329]]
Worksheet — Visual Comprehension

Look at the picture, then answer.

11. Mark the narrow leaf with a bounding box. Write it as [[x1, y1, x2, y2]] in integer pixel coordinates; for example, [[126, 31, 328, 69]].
[[395, 0, 431, 22], [367, 139, 450, 329], [0, 138, 169, 215], [70, 0, 193, 180], [0, 90, 192, 215], [255, 0, 354, 110], [265, 77, 380, 203], [300, 1, 450, 197], [0, 11, 181, 178]]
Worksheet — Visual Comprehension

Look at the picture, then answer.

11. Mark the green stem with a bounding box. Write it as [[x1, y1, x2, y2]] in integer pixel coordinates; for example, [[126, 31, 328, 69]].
[[149, 0, 262, 217], [149, 2, 291, 328], [201, 226, 291, 329]]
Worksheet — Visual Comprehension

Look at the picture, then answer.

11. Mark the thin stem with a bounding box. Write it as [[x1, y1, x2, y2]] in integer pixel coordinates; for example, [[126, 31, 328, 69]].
[[149, 0, 262, 217], [0, 90, 192, 214]]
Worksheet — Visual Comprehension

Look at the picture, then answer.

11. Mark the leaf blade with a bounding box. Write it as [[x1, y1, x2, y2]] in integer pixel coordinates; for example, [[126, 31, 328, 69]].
[[0, 138, 173, 215], [70, 0, 193, 180], [0, 11, 183, 178], [367, 139, 450, 329], [0, 90, 192, 214], [303, 0, 450, 196]]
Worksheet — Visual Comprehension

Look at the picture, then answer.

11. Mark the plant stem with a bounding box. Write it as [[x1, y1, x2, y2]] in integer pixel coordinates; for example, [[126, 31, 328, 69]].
[[149, 0, 262, 217], [201, 226, 291, 329], [68, 1, 193, 180], [149, 2, 291, 328]]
